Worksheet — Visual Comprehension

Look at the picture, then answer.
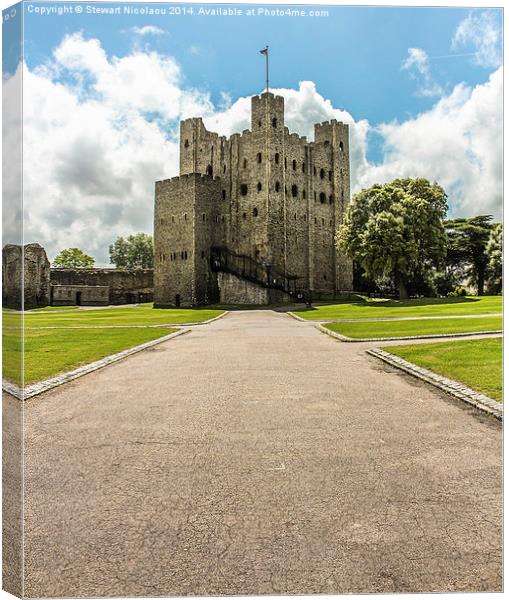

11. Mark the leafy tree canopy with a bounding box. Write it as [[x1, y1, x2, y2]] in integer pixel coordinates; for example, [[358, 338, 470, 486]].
[[109, 233, 153, 269], [444, 215, 494, 295], [52, 247, 95, 269], [486, 222, 502, 294], [337, 178, 448, 298]]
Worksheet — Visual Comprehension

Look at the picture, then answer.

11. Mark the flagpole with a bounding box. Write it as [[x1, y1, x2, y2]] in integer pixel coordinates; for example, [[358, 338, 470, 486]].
[[265, 45, 269, 93]]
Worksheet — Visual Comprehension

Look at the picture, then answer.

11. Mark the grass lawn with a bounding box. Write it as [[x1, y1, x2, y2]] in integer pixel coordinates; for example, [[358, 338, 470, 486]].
[[3, 306, 224, 328], [2, 327, 178, 385], [294, 295, 502, 321], [324, 315, 502, 339], [27, 305, 79, 312], [386, 338, 503, 401]]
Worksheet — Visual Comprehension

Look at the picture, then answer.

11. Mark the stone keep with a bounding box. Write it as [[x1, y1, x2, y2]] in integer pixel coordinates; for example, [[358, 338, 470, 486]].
[[154, 91, 353, 307]]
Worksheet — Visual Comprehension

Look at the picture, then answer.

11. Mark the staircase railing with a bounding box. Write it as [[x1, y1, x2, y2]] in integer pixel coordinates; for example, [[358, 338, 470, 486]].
[[210, 246, 305, 299]]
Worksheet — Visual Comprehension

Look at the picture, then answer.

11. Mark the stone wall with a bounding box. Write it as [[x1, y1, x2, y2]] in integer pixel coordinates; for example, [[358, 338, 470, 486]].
[[51, 285, 110, 306], [217, 272, 270, 305], [50, 268, 153, 305], [2, 243, 51, 309]]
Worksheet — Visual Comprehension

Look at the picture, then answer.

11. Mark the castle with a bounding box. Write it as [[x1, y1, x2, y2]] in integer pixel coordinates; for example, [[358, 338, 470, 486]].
[[154, 91, 353, 307]]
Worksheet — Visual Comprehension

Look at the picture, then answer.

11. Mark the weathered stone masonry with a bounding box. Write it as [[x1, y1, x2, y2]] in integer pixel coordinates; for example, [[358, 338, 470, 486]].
[[154, 91, 353, 307]]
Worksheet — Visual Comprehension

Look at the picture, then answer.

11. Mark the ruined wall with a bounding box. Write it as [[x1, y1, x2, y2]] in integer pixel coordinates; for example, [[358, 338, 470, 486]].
[[51, 285, 110, 306], [2, 243, 50, 309], [50, 268, 153, 304]]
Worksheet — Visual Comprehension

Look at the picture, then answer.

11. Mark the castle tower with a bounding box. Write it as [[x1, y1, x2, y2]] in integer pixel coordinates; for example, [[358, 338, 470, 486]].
[[154, 90, 353, 307]]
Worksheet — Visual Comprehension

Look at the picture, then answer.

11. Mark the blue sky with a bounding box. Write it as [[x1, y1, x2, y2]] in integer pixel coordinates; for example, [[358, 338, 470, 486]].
[[21, 3, 500, 128], [2, 2, 503, 263]]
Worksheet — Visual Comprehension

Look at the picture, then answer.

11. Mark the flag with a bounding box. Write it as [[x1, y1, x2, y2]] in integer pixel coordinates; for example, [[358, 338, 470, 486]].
[[260, 48, 268, 55]]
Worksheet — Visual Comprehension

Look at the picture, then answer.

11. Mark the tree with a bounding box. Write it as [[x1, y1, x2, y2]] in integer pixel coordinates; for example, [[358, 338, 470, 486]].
[[337, 178, 448, 299], [109, 233, 153, 269], [444, 215, 493, 296], [52, 247, 95, 269], [486, 222, 502, 294]]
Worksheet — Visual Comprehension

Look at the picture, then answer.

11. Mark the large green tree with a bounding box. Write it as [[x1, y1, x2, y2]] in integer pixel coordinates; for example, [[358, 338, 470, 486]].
[[52, 247, 95, 269], [444, 215, 493, 296], [486, 222, 502, 294], [109, 233, 153, 269], [337, 178, 448, 298]]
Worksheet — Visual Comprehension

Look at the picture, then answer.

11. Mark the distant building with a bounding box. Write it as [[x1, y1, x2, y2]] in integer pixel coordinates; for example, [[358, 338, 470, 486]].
[[154, 91, 353, 307]]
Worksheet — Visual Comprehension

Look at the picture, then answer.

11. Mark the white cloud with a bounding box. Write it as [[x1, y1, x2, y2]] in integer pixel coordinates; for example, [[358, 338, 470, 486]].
[[358, 67, 503, 219], [402, 47, 444, 97], [16, 33, 503, 265], [452, 10, 502, 69], [131, 25, 166, 36]]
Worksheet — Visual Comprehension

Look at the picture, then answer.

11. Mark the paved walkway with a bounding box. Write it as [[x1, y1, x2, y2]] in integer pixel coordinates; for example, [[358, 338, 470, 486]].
[[22, 311, 502, 596]]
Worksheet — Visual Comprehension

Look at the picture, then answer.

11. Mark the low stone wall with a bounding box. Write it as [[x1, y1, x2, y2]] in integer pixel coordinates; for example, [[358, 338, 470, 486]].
[[217, 272, 291, 305], [50, 268, 153, 305], [51, 285, 109, 306]]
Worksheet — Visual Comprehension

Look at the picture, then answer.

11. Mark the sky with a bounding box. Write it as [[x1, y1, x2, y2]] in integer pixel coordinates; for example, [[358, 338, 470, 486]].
[[2, 1, 504, 264]]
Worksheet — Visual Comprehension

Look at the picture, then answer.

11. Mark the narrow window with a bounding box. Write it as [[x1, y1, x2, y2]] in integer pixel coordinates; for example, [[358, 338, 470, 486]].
[[320, 168, 325, 179], [253, 207, 258, 217], [292, 159, 296, 171], [339, 141, 344, 151], [206, 165, 213, 176], [319, 192, 326, 204], [275, 181, 280, 192], [258, 120, 262, 127], [184, 139, 189, 148], [223, 165, 226, 173], [257, 182, 262, 192], [314, 217, 317, 224], [242, 212, 247, 220], [184, 213, 187, 221], [314, 191, 317, 200], [181, 251, 184, 259], [291, 184, 298, 198], [171, 215, 175, 223], [202, 213, 206, 221], [323, 274, 327, 280], [243, 158, 247, 168], [285, 158, 287, 169], [294, 212, 297, 220], [313, 166, 317, 176], [275, 153, 279, 164], [302, 162, 306, 173], [303, 190, 307, 199], [322, 218, 325, 225], [240, 184, 248, 196], [257, 152, 262, 163], [201, 250, 205, 258], [222, 189, 226, 200], [341, 191, 344, 200], [272, 117, 277, 128]]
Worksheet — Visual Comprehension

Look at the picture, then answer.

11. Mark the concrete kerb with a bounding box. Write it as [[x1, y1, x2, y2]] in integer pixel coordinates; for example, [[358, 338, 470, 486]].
[[2, 328, 191, 401], [317, 323, 503, 343], [367, 347, 502, 420]]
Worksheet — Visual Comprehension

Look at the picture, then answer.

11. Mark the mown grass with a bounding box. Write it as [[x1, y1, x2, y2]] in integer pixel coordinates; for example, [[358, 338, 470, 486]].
[[386, 338, 503, 401], [324, 315, 502, 339], [27, 305, 78, 312], [2, 327, 177, 385], [3, 306, 224, 328], [294, 295, 502, 321]]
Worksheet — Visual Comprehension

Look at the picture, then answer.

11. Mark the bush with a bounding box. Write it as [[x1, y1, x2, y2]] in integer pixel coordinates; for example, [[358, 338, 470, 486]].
[[447, 286, 468, 297]]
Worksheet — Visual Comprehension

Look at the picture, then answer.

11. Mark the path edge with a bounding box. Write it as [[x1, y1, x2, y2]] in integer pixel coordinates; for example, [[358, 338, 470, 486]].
[[367, 347, 502, 420], [2, 328, 191, 401], [317, 323, 502, 343]]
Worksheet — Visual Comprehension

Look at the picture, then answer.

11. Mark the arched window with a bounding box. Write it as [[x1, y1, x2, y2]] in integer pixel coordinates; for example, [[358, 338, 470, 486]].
[[292, 159, 296, 171], [184, 139, 189, 148], [206, 165, 213, 176], [339, 141, 344, 151], [320, 168, 325, 179], [240, 184, 248, 196], [275, 181, 280, 192], [291, 184, 298, 198], [272, 117, 277, 128], [243, 158, 248, 168], [319, 192, 326, 204], [257, 182, 262, 192], [275, 153, 279, 164], [257, 152, 262, 163], [253, 207, 258, 217]]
